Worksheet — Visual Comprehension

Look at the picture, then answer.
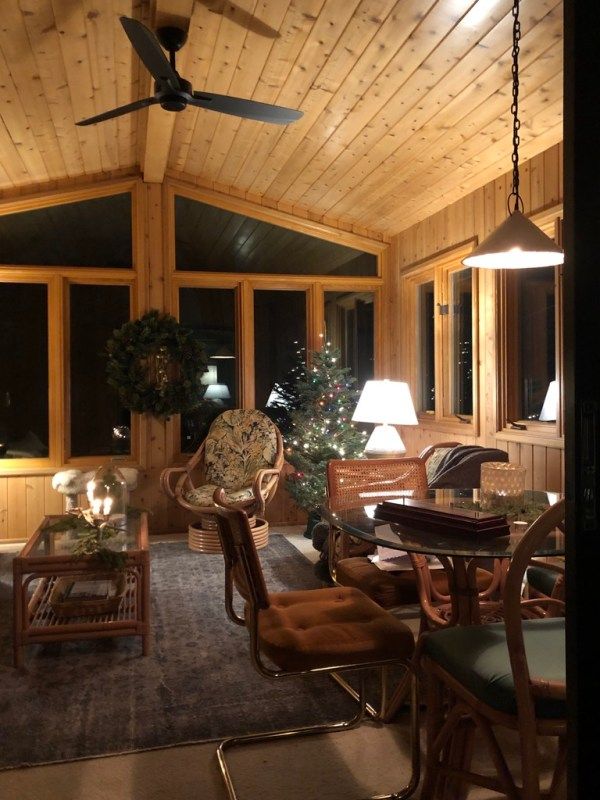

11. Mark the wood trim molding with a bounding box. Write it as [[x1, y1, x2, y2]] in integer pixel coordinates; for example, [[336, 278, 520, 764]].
[[165, 178, 389, 256]]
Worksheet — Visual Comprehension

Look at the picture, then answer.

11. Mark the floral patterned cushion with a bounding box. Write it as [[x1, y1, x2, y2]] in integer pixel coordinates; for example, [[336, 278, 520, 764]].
[[204, 409, 279, 491], [184, 484, 255, 508]]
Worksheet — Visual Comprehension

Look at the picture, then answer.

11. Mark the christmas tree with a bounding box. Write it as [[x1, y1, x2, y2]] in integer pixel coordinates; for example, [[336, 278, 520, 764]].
[[285, 343, 367, 513]]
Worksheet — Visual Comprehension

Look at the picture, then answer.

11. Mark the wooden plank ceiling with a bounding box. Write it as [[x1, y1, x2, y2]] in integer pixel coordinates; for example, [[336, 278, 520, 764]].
[[0, 0, 563, 238]]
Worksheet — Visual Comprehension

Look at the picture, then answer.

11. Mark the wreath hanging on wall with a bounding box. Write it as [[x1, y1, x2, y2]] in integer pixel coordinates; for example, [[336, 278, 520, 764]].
[[106, 309, 208, 418]]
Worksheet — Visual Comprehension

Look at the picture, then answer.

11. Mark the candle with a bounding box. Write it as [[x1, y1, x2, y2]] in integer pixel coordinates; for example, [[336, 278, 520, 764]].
[[103, 496, 113, 517], [92, 498, 102, 516], [86, 480, 95, 508]]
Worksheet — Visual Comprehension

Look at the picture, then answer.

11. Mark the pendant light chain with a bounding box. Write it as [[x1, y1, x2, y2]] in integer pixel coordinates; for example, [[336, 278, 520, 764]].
[[509, 0, 523, 214]]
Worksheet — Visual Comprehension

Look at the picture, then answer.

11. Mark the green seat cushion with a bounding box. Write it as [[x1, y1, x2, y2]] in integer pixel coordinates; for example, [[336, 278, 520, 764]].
[[423, 618, 565, 719], [527, 565, 560, 597]]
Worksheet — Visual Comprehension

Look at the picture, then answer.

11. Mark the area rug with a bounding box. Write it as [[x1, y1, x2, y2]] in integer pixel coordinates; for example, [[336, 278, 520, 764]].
[[0, 536, 357, 770]]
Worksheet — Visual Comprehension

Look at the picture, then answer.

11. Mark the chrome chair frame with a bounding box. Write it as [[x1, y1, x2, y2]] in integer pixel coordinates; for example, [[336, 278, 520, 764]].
[[214, 500, 421, 800]]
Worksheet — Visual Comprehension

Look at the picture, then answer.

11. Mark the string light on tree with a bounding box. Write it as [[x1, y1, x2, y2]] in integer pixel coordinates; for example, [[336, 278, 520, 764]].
[[284, 344, 368, 514]]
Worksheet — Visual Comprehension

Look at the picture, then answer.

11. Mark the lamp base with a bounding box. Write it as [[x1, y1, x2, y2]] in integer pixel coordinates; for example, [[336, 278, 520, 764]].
[[364, 449, 406, 459], [363, 424, 406, 459]]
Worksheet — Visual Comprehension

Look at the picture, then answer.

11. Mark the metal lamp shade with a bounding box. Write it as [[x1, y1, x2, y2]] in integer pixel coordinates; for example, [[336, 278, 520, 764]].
[[462, 210, 564, 269]]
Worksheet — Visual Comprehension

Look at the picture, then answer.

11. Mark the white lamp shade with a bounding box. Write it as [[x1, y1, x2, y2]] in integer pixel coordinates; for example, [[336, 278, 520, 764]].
[[266, 388, 288, 407], [204, 383, 231, 401], [539, 380, 559, 421], [352, 380, 418, 426], [201, 365, 218, 386], [462, 211, 564, 269]]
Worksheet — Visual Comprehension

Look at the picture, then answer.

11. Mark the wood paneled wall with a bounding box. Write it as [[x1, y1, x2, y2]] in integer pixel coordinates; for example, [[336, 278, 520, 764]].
[[0, 142, 564, 540], [390, 142, 564, 493]]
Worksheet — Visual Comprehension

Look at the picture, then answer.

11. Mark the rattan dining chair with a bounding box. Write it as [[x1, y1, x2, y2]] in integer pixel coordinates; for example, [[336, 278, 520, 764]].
[[212, 493, 420, 800], [326, 457, 492, 611], [420, 499, 566, 800]]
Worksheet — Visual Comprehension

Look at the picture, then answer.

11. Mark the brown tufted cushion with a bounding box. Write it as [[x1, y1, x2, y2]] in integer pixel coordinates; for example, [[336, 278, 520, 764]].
[[335, 557, 493, 609], [254, 586, 415, 672]]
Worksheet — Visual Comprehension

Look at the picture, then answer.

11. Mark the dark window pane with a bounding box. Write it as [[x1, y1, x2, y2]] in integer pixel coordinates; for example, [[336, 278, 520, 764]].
[[324, 291, 374, 388], [70, 284, 131, 456], [175, 195, 376, 276], [179, 288, 237, 453], [0, 194, 132, 267], [255, 290, 306, 411], [511, 267, 556, 420], [418, 281, 435, 412], [0, 283, 48, 458], [450, 268, 473, 415]]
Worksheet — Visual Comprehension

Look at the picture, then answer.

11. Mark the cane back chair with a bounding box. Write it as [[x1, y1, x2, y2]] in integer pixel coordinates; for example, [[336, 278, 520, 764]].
[[160, 409, 284, 549], [212, 496, 420, 800], [420, 499, 566, 800], [327, 457, 493, 612]]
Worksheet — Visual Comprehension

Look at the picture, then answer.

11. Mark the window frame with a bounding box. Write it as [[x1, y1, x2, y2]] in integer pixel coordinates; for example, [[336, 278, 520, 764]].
[[167, 183, 386, 462], [0, 179, 141, 474], [497, 209, 564, 445], [401, 243, 479, 434]]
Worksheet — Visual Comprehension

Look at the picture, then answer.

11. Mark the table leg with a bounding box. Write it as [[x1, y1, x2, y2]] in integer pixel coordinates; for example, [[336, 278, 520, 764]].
[[12, 560, 24, 669], [141, 555, 151, 656], [451, 558, 481, 625]]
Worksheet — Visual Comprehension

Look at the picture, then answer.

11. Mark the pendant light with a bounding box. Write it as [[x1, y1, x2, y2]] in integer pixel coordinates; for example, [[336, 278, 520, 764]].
[[462, 0, 564, 270]]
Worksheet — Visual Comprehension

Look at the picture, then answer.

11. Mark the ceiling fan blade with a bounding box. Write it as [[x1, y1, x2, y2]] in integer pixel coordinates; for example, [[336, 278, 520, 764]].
[[199, 1, 280, 39], [190, 92, 302, 124], [120, 16, 181, 88], [76, 97, 159, 126]]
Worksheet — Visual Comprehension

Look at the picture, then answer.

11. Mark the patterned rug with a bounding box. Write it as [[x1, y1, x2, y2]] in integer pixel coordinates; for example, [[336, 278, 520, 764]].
[[0, 537, 356, 769]]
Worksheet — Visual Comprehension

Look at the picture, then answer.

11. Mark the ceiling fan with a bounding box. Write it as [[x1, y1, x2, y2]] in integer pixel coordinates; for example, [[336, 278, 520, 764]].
[[76, 16, 302, 127]]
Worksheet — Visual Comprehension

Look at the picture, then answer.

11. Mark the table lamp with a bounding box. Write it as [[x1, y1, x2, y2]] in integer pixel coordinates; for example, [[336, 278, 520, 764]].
[[352, 379, 418, 458], [204, 383, 231, 406], [538, 379, 559, 422]]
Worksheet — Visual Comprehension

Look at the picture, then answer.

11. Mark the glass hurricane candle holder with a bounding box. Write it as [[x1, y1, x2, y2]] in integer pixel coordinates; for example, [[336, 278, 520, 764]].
[[86, 464, 128, 519], [480, 462, 526, 511]]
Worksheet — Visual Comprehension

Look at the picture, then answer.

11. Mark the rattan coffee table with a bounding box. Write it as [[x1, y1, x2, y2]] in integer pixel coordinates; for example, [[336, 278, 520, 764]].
[[13, 512, 150, 668]]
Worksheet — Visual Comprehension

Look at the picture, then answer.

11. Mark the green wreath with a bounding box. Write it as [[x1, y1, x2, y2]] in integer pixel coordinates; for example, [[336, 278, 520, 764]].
[[106, 310, 208, 418]]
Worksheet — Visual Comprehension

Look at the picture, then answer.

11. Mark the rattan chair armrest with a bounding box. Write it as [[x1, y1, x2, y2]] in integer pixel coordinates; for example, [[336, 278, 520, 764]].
[[160, 465, 189, 500], [251, 468, 282, 516], [530, 678, 566, 700], [518, 597, 566, 618]]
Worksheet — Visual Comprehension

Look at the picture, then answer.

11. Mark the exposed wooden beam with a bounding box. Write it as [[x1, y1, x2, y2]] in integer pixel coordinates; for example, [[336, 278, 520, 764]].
[[141, 1, 194, 184]]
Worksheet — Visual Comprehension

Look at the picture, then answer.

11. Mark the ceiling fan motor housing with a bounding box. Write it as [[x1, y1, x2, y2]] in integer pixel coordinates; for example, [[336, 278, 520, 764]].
[[155, 77, 192, 112]]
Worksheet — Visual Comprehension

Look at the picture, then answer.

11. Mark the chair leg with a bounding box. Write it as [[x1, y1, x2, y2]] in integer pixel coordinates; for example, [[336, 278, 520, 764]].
[[216, 669, 420, 800]]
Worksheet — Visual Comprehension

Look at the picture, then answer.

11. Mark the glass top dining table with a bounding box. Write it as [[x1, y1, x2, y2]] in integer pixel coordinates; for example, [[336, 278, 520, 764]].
[[320, 489, 565, 561], [320, 489, 565, 629]]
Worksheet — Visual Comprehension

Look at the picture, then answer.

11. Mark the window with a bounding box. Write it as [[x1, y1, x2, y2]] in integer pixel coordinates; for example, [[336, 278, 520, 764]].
[[499, 214, 562, 435], [170, 188, 385, 457], [174, 195, 377, 276], [0, 193, 132, 267], [0, 184, 136, 468], [0, 282, 49, 459], [402, 246, 478, 430], [254, 290, 307, 410], [324, 291, 374, 387], [417, 281, 435, 413], [70, 284, 131, 457], [447, 268, 473, 417], [179, 287, 238, 452]]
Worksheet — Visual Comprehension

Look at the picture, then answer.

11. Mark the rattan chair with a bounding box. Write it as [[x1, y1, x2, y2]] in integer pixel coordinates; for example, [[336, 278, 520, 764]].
[[160, 409, 284, 551], [212, 495, 420, 800], [420, 499, 566, 800], [327, 457, 492, 611]]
